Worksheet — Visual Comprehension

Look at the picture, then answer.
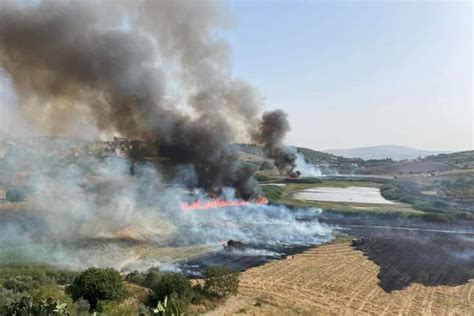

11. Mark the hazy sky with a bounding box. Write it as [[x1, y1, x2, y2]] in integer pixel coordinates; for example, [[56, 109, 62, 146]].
[[223, 0, 472, 151]]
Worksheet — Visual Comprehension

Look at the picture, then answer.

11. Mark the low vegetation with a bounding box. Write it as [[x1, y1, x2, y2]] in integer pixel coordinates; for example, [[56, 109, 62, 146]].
[[381, 179, 474, 221], [1, 264, 241, 315], [3, 296, 71, 315], [283, 177, 321, 184], [203, 266, 240, 297], [261, 185, 283, 203]]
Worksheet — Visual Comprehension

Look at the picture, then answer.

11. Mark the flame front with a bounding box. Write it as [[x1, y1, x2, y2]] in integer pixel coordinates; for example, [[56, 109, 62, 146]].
[[181, 197, 269, 211]]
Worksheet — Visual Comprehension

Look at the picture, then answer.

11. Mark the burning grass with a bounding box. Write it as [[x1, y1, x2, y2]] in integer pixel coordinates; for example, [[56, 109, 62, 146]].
[[180, 197, 268, 211]]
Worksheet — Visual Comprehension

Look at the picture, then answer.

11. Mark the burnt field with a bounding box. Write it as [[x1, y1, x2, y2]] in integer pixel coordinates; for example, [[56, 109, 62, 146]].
[[177, 209, 474, 285], [348, 227, 474, 292], [207, 211, 474, 315]]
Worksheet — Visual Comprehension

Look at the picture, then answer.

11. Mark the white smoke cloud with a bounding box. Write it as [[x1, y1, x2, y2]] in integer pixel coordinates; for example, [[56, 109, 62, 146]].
[[292, 147, 322, 177]]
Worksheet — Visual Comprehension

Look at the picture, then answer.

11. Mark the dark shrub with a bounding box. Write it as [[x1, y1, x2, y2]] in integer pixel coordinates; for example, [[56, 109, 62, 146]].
[[125, 267, 161, 289], [125, 270, 146, 286]]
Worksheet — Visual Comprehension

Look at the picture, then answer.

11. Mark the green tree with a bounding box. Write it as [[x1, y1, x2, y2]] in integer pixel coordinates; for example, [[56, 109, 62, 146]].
[[204, 266, 240, 297], [67, 268, 126, 310]]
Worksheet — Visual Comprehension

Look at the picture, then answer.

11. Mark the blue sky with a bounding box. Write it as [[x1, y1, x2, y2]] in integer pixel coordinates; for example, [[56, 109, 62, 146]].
[[222, 0, 472, 151]]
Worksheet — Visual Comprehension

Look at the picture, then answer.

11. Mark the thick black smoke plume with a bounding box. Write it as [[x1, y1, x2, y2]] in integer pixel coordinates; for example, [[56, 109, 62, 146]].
[[0, 0, 294, 195], [254, 110, 297, 175]]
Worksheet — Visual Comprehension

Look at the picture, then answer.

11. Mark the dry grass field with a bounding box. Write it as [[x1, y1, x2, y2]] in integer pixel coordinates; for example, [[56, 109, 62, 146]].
[[207, 241, 474, 315]]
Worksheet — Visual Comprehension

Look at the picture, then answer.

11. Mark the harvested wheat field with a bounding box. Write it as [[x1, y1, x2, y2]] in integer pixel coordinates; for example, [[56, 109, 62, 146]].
[[207, 240, 474, 315]]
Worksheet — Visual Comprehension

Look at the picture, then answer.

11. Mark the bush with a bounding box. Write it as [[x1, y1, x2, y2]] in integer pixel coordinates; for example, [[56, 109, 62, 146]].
[[68, 268, 126, 310], [2, 296, 71, 315], [30, 285, 74, 305], [0, 288, 23, 309], [3, 275, 45, 293], [125, 267, 161, 289], [148, 272, 192, 312], [125, 270, 146, 286], [204, 266, 240, 297]]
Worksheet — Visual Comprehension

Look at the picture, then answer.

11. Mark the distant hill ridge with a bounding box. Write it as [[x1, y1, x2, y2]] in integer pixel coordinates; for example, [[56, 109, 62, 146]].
[[324, 145, 451, 161]]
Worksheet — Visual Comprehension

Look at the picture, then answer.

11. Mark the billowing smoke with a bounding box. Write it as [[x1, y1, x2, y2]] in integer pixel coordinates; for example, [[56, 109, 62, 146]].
[[253, 110, 297, 175], [0, 1, 334, 270], [0, 0, 295, 198]]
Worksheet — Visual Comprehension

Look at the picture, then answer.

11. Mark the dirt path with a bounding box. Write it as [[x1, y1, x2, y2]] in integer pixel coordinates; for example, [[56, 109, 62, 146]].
[[206, 241, 474, 315]]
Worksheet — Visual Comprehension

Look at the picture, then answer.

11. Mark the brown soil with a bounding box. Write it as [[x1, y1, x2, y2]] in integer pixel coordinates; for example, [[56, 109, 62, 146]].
[[207, 241, 474, 315]]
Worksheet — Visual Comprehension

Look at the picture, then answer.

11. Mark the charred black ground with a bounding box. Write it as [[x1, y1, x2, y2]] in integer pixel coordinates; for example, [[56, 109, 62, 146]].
[[178, 209, 474, 293]]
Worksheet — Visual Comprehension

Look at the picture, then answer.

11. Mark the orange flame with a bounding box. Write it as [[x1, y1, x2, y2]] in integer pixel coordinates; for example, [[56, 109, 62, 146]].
[[181, 197, 268, 211]]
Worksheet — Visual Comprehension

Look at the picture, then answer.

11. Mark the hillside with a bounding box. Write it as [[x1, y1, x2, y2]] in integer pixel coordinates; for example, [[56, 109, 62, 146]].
[[324, 145, 450, 161], [357, 150, 474, 175]]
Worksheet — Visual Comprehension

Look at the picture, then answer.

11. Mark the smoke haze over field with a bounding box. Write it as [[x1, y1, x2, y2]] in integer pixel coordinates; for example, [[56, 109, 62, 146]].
[[0, 147, 333, 269], [0, 0, 295, 196]]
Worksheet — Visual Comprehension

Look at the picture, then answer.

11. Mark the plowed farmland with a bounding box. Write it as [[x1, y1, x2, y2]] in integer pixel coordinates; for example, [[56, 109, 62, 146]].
[[207, 239, 474, 315]]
